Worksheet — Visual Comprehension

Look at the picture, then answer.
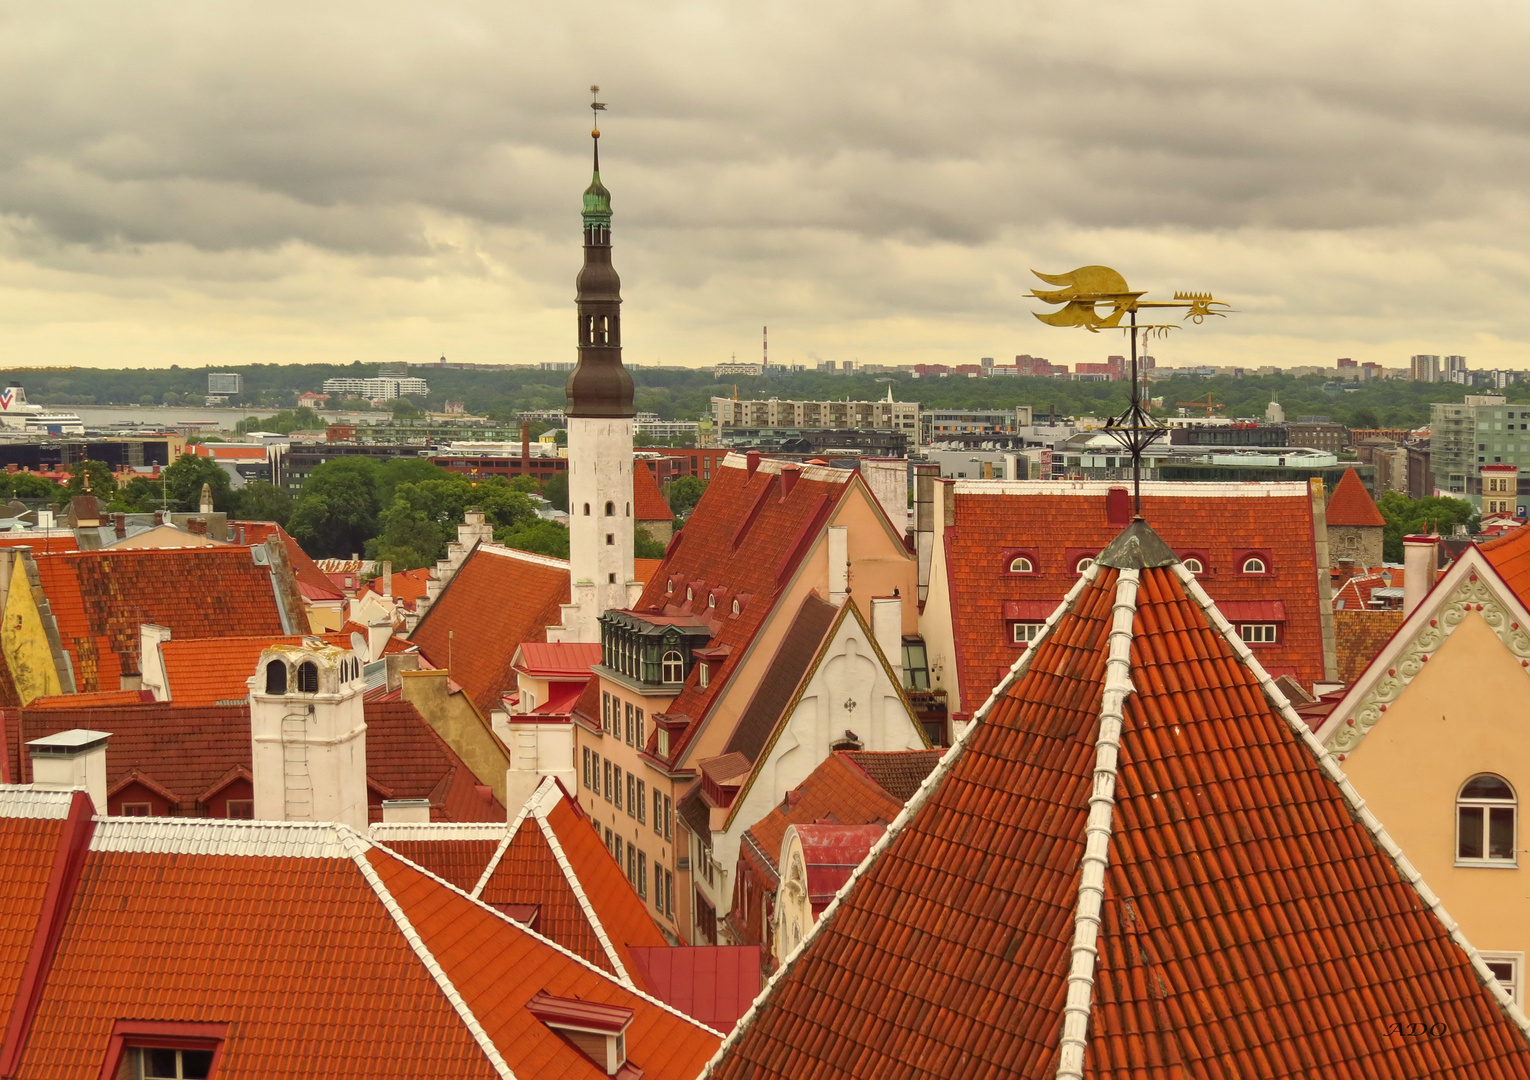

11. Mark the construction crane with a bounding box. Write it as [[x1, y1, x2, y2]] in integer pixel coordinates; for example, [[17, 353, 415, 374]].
[[1176, 392, 1225, 417]]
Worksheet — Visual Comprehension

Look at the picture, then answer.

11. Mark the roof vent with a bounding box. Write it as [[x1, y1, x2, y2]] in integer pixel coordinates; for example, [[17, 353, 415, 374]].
[[1105, 486, 1131, 526], [525, 991, 634, 1076], [780, 463, 801, 498], [745, 450, 761, 479]]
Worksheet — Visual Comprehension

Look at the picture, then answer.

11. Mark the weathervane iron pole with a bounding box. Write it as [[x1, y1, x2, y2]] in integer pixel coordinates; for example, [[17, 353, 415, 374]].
[[1026, 266, 1231, 518]]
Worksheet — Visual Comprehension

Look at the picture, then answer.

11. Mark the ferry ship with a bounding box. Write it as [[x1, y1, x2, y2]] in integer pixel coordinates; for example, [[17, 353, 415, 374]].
[[0, 385, 85, 434]]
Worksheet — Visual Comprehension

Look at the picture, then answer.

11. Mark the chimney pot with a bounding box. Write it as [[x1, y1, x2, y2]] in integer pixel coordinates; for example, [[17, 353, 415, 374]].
[[186, 517, 207, 536]]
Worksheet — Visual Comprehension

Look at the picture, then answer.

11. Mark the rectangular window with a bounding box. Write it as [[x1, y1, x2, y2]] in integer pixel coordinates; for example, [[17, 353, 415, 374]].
[[695, 891, 717, 944], [699, 663, 710, 689], [654, 789, 663, 835], [1011, 622, 1044, 645], [635, 708, 645, 748], [1239, 623, 1279, 644], [582, 747, 592, 789], [637, 852, 648, 899], [626, 773, 636, 817], [614, 834, 623, 866], [120, 803, 152, 817], [613, 766, 623, 811], [627, 844, 637, 883], [1483, 953, 1525, 1004], [602, 691, 611, 733], [655, 862, 664, 909], [665, 869, 674, 916], [902, 639, 930, 691], [604, 761, 613, 802], [664, 796, 673, 841], [637, 780, 647, 824], [128, 1046, 217, 1079], [657, 728, 670, 757], [625, 702, 635, 746], [224, 800, 254, 820]]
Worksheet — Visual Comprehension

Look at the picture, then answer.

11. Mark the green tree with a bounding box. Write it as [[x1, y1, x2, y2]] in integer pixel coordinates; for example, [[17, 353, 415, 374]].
[[287, 457, 383, 558], [160, 453, 234, 512], [1349, 407, 1381, 430], [392, 397, 426, 419], [635, 527, 668, 559], [235, 481, 293, 524], [541, 472, 569, 512], [235, 407, 321, 436], [106, 477, 162, 513], [375, 458, 450, 506], [1377, 491, 1480, 561], [665, 476, 707, 517], [65, 460, 117, 501], [0, 473, 63, 501], [495, 519, 569, 559]]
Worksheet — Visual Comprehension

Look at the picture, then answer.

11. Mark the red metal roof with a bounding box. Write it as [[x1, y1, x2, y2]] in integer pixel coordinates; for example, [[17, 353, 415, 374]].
[[710, 537, 1530, 1080], [626, 946, 762, 1034], [790, 823, 884, 912], [942, 482, 1327, 710], [1326, 466, 1387, 527], [411, 546, 570, 716], [32, 547, 288, 692], [516, 643, 602, 679]]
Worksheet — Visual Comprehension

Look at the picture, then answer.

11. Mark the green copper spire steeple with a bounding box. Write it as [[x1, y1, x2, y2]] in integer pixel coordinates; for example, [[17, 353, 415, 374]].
[[582, 99, 611, 227]]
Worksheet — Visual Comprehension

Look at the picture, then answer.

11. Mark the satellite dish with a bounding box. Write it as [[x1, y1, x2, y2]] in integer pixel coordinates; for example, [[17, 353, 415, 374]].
[[350, 631, 368, 661]]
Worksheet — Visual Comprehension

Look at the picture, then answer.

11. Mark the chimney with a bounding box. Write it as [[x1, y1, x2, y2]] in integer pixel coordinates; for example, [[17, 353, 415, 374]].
[[113, 513, 126, 539], [780, 463, 801, 498], [381, 798, 431, 824], [28, 729, 110, 814], [745, 450, 761, 479], [366, 619, 392, 661], [382, 559, 394, 598], [828, 525, 849, 604], [155, 509, 167, 525], [1402, 534, 1439, 616], [186, 517, 208, 536], [871, 596, 903, 687], [1105, 486, 1131, 526], [199, 482, 213, 514]]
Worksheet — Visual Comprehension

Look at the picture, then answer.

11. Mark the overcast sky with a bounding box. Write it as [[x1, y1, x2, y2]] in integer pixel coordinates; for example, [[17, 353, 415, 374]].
[[4, 1, 1530, 371]]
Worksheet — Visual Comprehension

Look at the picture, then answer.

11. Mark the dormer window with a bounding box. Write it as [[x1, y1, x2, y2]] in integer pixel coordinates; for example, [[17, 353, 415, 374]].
[[1242, 556, 1267, 574], [686, 587, 693, 602], [662, 650, 684, 684], [134, 1048, 215, 1079], [1182, 557, 1204, 574], [101, 1021, 225, 1080], [699, 663, 710, 688], [525, 991, 634, 1076], [731, 598, 741, 616], [708, 592, 717, 608], [1075, 557, 1094, 574], [1008, 555, 1034, 574]]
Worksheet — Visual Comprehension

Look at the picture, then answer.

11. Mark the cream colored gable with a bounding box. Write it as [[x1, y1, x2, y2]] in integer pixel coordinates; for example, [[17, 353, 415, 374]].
[[1318, 549, 1530, 757]]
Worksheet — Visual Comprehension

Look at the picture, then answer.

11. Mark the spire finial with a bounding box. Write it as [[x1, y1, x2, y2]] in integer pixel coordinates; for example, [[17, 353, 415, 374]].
[[590, 85, 605, 140]]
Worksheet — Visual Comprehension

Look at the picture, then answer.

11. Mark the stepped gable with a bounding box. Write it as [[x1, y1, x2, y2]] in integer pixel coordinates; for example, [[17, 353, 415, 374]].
[[707, 520, 1530, 1080], [32, 547, 287, 692], [633, 462, 674, 522], [410, 545, 571, 716], [236, 520, 345, 601], [609, 455, 853, 760], [3, 700, 501, 823], [0, 805, 720, 1079], [471, 777, 667, 985], [943, 480, 1328, 708], [1327, 465, 1388, 527]]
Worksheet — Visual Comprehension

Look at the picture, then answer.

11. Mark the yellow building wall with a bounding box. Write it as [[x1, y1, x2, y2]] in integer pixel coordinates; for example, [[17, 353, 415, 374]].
[[1341, 611, 1530, 966], [2, 558, 62, 705], [398, 669, 511, 808]]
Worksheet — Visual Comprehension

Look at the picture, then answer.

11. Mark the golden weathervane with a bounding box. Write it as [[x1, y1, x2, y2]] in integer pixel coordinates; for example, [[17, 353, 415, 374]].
[[1027, 265, 1233, 516]]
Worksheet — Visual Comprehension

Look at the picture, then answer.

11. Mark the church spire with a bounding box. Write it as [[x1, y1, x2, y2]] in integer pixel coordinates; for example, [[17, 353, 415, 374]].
[[567, 86, 633, 419]]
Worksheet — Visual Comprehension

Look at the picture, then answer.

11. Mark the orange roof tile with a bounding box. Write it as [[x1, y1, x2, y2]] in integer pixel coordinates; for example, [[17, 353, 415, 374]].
[[236, 520, 345, 601], [159, 632, 353, 706], [1483, 524, 1530, 605], [943, 481, 1328, 711], [0, 533, 76, 553], [0, 790, 73, 1038], [1326, 465, 1388, 527], [411, 546, 570, 716], [634, 464, 674, 522], [360, 565, 434, 609], [709, 522, 1530, 1080], [472, 779, 668, 984], [369, 824, 506, 892], [633, 558, 662, 586], [1334, 607, 1406, 684], [26, 689, 151, 710], [33, 547, 288, 693], [0, 808, 718, 1079]]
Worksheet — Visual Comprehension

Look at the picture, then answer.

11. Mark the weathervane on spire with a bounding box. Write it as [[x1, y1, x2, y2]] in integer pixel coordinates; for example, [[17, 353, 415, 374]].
[[1027, 266, 1232, 517], [590, 85, 606, 138]]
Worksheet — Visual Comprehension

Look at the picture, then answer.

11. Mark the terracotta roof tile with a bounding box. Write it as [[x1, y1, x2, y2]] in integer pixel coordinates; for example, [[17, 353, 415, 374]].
[[33, 547, 287, 693], [360, 565, 433, 609], [159, 632, 353, 706], [709, 531, 1530, 1080], [1335, 608, 1406, 684], [236, 520, 345, 601], [944, 482, 1328, 711], [0, 806, 68, 1037], [633, 558, 662, 586], [411, 546, 570, 716], [1483, 525, 1530, 606], [838, 749, 943, 803], [634, 463, 674, 522], [1327, 466, 1388, 527], [374, 837, 502, 892]]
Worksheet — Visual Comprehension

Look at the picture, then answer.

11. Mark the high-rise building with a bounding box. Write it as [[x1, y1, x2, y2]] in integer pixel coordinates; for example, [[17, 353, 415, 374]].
[[1445, 354, 1469, 383], [1431, 395, 1530, 509], [553, 106, 636, 644], [1410, 354, 1441, 382], [207, 372, 242, 395]]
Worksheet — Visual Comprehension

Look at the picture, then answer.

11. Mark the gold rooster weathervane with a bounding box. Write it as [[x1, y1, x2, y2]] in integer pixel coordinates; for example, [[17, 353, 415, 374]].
[[1028, 265, 1232, 515]]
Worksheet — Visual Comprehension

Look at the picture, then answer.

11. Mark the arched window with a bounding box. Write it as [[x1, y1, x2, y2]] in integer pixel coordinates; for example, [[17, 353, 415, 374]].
[[1008, 556, 1034, 574], [1075, 557, 1094, 574], [583, 503, 591, 516], [265, 660, 287, 695], [661, 650, 684, 684], [1458, 774, 1517, 863], [296, 661, 319, 694], [1242, 556, 1267, 574], [731, 598, 741, 615], [625, 501, 631, 517], [605, 501, 615, 516], [708, 593, 717, 608], [666, 578, 675, 593], [686, 587, 694, 602], [1182, 557, 1204, 574]]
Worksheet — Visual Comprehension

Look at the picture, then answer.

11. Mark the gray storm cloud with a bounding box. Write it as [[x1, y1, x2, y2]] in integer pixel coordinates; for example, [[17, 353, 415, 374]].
[[0, 0, 1528, 368]]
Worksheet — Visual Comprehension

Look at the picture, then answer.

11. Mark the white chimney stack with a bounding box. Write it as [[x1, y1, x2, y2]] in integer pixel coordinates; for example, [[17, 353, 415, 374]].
[[381, 798, 431, 824], [871, 595, 903, 688], [1403, 534, 1440, 617], [29, 729, 110, 814]]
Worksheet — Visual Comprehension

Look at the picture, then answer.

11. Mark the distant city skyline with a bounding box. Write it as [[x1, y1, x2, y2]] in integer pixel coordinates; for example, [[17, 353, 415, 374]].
[[4, 2, 1530, 371]]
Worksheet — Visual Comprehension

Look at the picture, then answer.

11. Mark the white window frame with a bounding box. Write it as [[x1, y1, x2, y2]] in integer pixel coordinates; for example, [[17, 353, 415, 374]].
[[1457, 774, 1519, 867], [1011, 622, 1044, 645], [1008, 555, 1034, 573], [1481, 951, 1525, 1004], [1182, 557, 1203, 574], [1239, 623, 1278, 644], [120, 802, 152, 817], [1242, 556, 1267, 574], [661, 650, 684, 684], [1075, 557, 1094, 574]]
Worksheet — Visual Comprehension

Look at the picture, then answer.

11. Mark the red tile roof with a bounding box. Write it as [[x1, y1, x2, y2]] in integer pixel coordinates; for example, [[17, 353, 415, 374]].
[[0, 805, 719, 1079], [1483, 524, 1530, 605], [159, 632, 354, 706], [709, 525, 1530, 1080], [605, 457, 853, 762], [26, 689, 152, 710], [360, 565, 434, 610], [369, 824, 506, 892], [633, 463, 674, 522], [1327, 465, 1387, 527], [411, 546, 571, 716], [634, 558, 662, 585], [236, 520, 345, 601], [942, 481, 1328, 711], [1334, 607, 1406, 684], [33, 547, 288, 692], [626, 946, 762, 1033], [0, 533, 77, 553], [472, 779, 668, 984], [3, 699, 502, 823], [0, 790, 73, 1038], [1333, 567, 1405, 610]]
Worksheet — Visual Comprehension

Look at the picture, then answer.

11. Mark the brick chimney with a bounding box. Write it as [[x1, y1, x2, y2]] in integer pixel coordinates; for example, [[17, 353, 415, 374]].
[[28, 729, 110, 814], [113, 513, 126, 539], [186, 517, 208, 536]]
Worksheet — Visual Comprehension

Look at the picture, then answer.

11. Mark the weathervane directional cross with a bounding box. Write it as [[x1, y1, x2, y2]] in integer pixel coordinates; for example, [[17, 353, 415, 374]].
[[1027, 266, 1231, 517]]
